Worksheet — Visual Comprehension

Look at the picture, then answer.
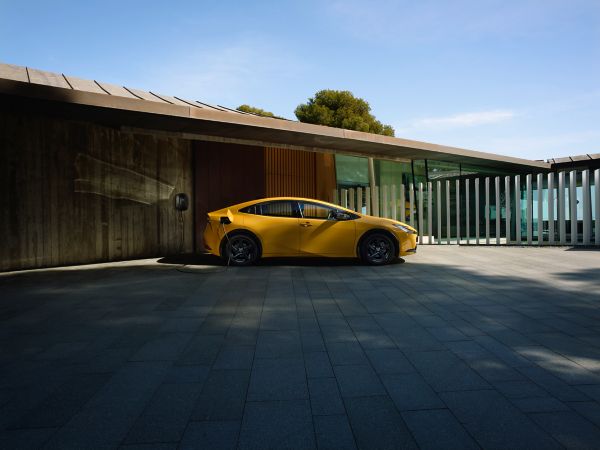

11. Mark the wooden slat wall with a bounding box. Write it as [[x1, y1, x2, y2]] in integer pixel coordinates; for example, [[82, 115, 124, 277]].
[[265, 147, 316, 198], [0, 110, 193, 271], [194, 142, 266, 251], [315, 153, 337, 203]]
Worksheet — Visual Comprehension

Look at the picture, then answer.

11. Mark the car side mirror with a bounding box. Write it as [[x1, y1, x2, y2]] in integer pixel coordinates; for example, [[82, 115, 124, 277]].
[[333, 211, 352, 221]]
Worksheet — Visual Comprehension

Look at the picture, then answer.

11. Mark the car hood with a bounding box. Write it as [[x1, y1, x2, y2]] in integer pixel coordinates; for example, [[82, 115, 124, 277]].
[[358, 214, 416, 232]]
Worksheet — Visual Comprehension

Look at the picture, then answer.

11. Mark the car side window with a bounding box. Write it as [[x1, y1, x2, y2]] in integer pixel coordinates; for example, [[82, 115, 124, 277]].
[[300, 202, 336, 219], [243, 200, 299, 218]]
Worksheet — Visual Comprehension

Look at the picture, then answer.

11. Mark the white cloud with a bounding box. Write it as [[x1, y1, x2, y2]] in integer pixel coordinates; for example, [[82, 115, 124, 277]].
[[402, 110, 516, 132], [136, 37, 309, 110]]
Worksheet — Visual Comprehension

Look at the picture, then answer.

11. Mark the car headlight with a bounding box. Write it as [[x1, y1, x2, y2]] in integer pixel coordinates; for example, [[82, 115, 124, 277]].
[[392, 223, 416, 234]]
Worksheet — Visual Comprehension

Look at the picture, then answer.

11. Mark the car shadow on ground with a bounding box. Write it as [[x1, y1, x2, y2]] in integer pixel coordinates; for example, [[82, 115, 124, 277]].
[[157, 253, 405, 267]]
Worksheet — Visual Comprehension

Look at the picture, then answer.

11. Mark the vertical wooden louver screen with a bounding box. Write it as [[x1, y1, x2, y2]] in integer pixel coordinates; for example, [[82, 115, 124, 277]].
[[265, 147, 317, 198]]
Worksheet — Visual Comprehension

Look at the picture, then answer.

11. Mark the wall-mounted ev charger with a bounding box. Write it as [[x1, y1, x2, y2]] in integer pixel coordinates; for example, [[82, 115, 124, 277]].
[[174, 193, 189, 211]]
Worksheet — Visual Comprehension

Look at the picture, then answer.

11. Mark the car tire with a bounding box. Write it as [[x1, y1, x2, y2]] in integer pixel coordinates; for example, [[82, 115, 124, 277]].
[[223, 233, 260, 266], [360, 233, 396, 265]]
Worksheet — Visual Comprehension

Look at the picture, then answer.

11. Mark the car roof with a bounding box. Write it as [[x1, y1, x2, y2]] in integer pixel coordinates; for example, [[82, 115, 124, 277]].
[[226, 197, 357, 214]]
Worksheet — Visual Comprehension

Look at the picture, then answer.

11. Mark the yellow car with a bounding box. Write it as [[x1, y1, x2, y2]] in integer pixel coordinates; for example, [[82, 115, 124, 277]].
[[203, 197, 418, 265]]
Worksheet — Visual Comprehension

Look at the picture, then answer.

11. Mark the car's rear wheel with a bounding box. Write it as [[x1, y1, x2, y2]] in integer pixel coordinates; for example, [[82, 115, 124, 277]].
[[360, 233, 396, 265], [223, 234, 260, 266]]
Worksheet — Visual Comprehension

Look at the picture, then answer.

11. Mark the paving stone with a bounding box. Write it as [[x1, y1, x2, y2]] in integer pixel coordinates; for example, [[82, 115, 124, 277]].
[[176, 335, 224, 366], [530, 410, 600, 449], [255, 330, 302, 359], [441, 389, 562, 450], [247, 357, 307, 401], [516, 345, 600, 385], [568, 401, 600, 428], [162, 365, 210, 384], [43, 362, 171, 449], [321, 325, 357, 344], [426, 326, 468, 342], [510, 397, 569, 413], [191, 370, 250, 421], [119, 444, 177, 450], [2, 247, 600, 450], [179, 421, 240, 450], [313, 414, 357, 450], [124, 382, 203, 444], [518, 365, 590, 402], [130, 332, 194, 362], [406, 350, 489, 392], [326, 342, 368, 366], [238, 400, 315, 450], [577, 384, 600, 402], [492, 380, 549, 399], [213, 346, 255, 370], [300, 331, 326, 353], [344, 396, 417, 450], [334, 364, 386, 398], [353, 329, 396, 349], [0, 428, 57, 450], [402, 409, 479, 450], [308, 377, 345, 416], [366, 349, 415, 375], [10, 373, 110, 429], [304, 351, 334, 378], [347, 315, 381, 331], [381, 373, 445, 411]]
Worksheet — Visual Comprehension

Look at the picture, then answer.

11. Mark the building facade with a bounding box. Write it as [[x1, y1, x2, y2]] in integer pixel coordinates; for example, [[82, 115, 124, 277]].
[[2, 62, 591, 271]]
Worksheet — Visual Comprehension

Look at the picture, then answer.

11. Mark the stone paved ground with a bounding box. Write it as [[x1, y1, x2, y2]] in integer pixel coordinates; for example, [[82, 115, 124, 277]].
[[1, 246, 600, 449]]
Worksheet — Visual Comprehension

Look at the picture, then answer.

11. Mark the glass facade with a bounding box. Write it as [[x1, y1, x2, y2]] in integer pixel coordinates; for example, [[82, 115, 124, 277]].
[[333, 154, 595, 244], [334, 154, 536, 241]]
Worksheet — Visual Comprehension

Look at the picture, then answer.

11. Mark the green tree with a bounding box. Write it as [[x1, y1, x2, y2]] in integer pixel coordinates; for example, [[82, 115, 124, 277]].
[[294, 90, 394, 136], [237, 104, 283, 119]]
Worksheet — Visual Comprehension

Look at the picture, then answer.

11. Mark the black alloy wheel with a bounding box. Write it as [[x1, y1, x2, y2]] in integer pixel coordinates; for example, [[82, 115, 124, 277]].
[[225, 234, 260, 266], [361, 233, 396, 265]]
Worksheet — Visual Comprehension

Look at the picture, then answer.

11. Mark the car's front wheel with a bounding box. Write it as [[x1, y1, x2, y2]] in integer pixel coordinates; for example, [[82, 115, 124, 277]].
[[360, 233, 396, 265], [223, 234, 260, 266]]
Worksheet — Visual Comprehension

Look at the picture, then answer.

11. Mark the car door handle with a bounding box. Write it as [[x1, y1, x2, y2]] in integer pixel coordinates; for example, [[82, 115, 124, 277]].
[[299, 222, 312, 227]]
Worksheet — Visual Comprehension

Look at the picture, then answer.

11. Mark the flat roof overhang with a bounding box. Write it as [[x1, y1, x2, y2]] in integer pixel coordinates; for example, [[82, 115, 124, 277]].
[[0, 74, 550, 172]]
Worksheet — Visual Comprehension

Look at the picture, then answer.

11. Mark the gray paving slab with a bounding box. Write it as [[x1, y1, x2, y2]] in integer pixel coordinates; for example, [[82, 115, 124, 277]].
[[190, 369, 250, 421], [308, 377, 345, 416], [530, 410, 600, 449], [366, 348, 415, 375], [406, 349, 490, 392], [2, 247, 600, 449], [238, 400, 315, 450], [333, 364, 386, 398], [402, 409, 479, 450], [313, 414, 357, 450], [441, 389, 562, 450], [304, 351, 334, 378], [179, 420, 240, 450], [381, 372, 445, 411], [344, 395, 418, 450], [247, 357, 308, 401]]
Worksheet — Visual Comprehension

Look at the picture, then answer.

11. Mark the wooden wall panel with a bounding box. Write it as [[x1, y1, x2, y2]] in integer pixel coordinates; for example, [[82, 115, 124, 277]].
[[0, 109, 193, 271], [265, 147, 316, 199], [316, 153, 336, 203], [194, 141, 265, 251]]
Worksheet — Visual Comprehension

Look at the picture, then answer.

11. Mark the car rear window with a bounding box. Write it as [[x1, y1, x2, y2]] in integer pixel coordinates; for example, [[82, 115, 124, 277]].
[[240, 200, 299, 218]]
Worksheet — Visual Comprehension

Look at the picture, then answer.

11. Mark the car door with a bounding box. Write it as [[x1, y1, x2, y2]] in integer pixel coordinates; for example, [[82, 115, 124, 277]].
[[298, 201, 357, 256], [242, 200, 301, 256]]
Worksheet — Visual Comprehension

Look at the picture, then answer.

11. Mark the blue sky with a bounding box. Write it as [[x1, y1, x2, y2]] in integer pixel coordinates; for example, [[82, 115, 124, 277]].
[[1, 0, 599, 160]]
